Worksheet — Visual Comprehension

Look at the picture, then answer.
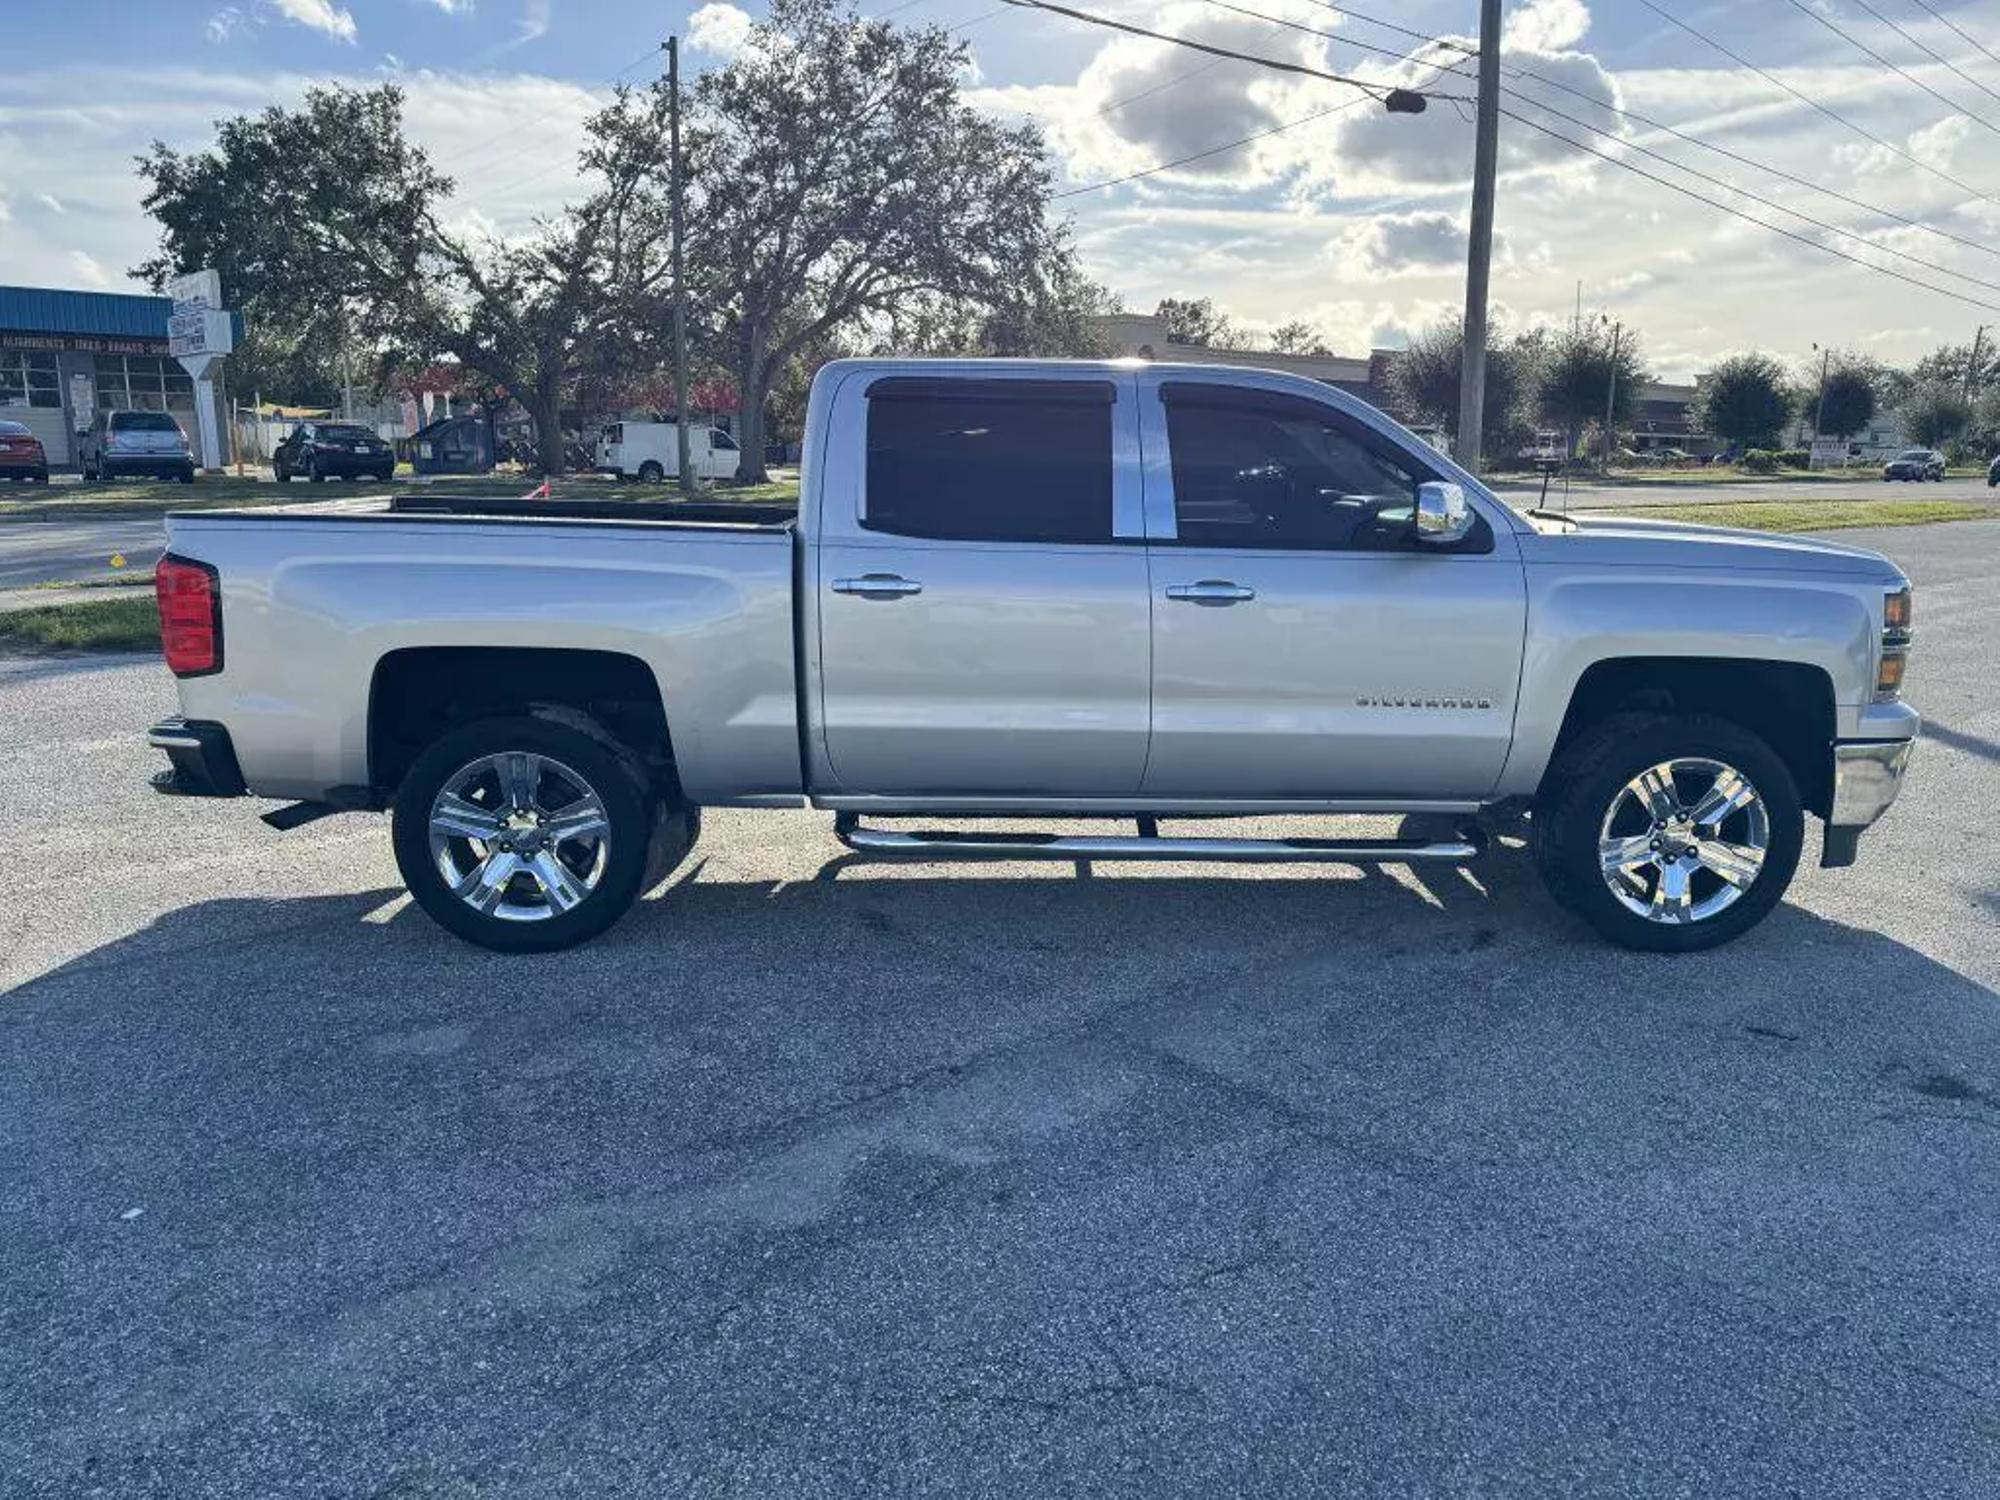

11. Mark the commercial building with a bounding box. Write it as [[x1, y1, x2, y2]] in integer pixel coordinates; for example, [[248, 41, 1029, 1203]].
[[0, 284, 202, 470]]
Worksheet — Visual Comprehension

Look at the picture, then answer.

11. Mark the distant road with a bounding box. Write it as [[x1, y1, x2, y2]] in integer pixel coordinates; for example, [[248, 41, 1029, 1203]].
[[1492, 473, 1998, 511]]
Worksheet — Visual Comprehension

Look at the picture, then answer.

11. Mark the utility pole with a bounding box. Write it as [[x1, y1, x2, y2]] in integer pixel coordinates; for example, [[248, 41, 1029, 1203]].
[[1454, 0, 1503, 475], [1812, 343, 1831, 436], [668, 35, 697, 497], [1601, 318, 1623, 470], [1963, 324, 1987, 401]]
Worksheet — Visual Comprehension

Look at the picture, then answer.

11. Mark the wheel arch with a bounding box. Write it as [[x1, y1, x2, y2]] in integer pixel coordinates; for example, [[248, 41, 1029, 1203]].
[[1541, 656, 1837, 818], [369, 646, 677, 802]]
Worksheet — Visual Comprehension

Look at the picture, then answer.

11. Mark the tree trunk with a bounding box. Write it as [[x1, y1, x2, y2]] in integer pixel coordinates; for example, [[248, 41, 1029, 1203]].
[[527, 379, 564, 475], [733, 321, 770, 485]]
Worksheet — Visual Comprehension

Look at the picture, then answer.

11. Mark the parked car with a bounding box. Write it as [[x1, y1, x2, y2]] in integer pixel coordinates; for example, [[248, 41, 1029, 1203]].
[[80, 410, 194, 483], [0, 419, 49, 483], [596, 420, 741, 483], [273, 421, 395, 483], [1882, 447, 1945, 481], [147, 358, 1918, 957]]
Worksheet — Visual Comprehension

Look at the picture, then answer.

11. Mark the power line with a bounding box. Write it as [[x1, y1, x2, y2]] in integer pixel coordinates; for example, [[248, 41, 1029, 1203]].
[[1632, 0, 2000, 206], [1016, 0, 2000, 316], [1494, 103, 2000, 315], [1201, 0, 2000, 276], [1776, 0, 2000, 137], [1053, 97, 1370, 197], [1906, 0, 2000, 71], [1000, 0, 1445, 101], [1843, 0, 2000, 107], [433, 47, 659, 180]]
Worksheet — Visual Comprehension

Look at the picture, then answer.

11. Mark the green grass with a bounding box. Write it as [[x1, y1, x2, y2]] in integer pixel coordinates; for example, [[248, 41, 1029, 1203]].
[[0, 594, 160, 653], [1597, 498, 1989, 532]]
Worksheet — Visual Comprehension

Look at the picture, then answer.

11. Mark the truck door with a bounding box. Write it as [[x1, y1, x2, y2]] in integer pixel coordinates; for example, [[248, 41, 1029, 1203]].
[[813, 372, 1152, 796], [1138, 375, 1527, 799]]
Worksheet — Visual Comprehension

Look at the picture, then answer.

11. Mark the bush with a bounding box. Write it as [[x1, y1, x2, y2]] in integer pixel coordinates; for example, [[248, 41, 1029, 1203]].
[[1738, 449, 1783, 473], [1775, 448, 1809, 468]]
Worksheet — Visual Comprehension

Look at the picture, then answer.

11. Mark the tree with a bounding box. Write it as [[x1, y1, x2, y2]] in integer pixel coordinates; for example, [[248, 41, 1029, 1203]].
[[1898, 380, 1973, 447], [1388, 317, 1537, 457], [1154, 296, 1235, 348], [1538, 319, 1647, 454], [1268, 320, 1332, 357], [1697, 352, 1795, 451], [594, 0, 1074, 482], [1912, 339, 2000, 395], [1815, 365, 1876, 439], [136, 83, 669, 472]]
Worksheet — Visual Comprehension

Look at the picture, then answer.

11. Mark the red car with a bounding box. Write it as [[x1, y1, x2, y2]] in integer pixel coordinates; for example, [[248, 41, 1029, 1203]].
[[0, 419, 49, 484]]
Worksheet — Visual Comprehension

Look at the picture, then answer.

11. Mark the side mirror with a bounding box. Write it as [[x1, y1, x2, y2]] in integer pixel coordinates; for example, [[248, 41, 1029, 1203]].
[[1415, 481, 1472, 544]]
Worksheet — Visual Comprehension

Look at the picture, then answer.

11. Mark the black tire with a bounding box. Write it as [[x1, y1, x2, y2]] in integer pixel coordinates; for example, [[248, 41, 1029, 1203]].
[[392, 714, 659, 953], [177, 468, 195, 485], [1533, 711, 1803, 953], [636, 460, 665, 484], [275, 462, 290, 482]]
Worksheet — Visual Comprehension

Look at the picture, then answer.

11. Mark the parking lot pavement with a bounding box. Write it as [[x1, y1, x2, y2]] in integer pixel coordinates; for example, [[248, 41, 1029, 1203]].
[[4, 524, 1998, 1497]]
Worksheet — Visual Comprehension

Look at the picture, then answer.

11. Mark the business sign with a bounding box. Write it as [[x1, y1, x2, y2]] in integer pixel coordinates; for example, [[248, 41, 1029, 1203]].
[[1808, 436, 1848, 470], [168, 269, 223, 313], [168, 308, 236, 358]]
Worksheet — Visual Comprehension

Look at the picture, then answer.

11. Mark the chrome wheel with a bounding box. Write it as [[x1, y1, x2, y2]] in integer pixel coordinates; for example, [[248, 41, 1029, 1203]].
[[1597, 757, 1769, 925], [427, 751, 611, 923]]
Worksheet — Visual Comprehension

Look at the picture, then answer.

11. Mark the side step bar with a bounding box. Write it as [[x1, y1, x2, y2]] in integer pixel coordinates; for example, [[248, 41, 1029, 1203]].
[[832, 813, 1484, 864]]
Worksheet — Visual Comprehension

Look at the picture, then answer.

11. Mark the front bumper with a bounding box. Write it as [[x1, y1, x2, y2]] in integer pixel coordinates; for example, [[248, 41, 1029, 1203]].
[[147, 717, 246, 797], [1821, 738, 1915, 867]]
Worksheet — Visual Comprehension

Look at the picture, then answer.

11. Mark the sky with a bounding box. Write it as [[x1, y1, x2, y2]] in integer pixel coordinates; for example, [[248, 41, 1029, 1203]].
[[2, 0, 1998, 380]]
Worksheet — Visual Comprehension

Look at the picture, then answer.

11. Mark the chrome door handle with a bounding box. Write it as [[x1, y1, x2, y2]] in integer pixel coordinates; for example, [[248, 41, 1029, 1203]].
[[832, 573, 923, 599], [1165, 580, 1256, 605]]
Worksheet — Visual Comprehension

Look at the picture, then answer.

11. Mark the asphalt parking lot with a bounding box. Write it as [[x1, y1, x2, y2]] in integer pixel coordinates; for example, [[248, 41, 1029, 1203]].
[[5, 522, 1998, 1497]]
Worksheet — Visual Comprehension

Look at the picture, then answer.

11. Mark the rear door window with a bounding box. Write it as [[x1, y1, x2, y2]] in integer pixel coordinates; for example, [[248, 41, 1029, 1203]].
[[112, 412, 182, 433], [864, 378, 1114, 544]]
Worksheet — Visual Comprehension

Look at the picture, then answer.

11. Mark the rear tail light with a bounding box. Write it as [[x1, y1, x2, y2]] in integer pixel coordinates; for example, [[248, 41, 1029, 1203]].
[[156, 554, 222, 677]]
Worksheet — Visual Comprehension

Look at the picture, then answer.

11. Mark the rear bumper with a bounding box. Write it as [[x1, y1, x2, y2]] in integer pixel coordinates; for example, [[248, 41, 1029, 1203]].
[[1821, 736, 1916, 867], [104, 456, 195, 479], [147, 717, 246, 798], [308, 454, 395, 475]]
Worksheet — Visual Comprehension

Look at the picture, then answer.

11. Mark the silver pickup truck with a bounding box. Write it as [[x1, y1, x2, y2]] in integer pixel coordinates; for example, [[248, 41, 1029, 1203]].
[[147, 358, 1918, 954]]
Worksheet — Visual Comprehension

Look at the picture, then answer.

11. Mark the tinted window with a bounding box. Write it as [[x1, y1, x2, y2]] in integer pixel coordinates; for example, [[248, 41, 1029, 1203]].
[[322, 424, 373, 440], [865, 380, 1113, 544], [1165, 389, 1428, 551], [0, 420, 28, 436], [709, 429, 738, 451], [112, 412, 182, 432]]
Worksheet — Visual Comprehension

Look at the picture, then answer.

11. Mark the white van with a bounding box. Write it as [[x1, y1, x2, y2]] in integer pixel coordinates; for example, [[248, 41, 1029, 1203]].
[[596, 421, 742, 482]]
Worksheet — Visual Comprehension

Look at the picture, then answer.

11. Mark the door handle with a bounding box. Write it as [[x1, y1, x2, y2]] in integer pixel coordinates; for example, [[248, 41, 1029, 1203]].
[[1165, 580, 1256, 605], [832, 573, 923, 599]]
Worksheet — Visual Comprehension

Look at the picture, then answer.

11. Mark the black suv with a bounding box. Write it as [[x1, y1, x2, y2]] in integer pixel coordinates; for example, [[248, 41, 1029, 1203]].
[[1882, 447, 1945, 482], [274, 422, 395, 483]]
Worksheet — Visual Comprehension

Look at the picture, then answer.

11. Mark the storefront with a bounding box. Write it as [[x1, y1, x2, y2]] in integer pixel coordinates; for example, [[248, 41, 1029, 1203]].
[[0, 285, 191, 470]]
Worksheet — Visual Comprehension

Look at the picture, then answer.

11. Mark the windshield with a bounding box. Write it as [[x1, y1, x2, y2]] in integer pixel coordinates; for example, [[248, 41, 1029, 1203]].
[[1896, 449, 1931, 460], [112, 412, 182, 432]]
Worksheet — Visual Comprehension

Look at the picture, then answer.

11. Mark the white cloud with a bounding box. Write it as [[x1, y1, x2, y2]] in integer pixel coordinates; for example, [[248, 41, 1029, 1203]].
[[516, 0, 550, 43], [269, 0, 358, 42], [1908, 115, 1970, 172], [1335, 211, 1471, 277], [206, 7, 245, 43], [0, 196, 12, 226], [688, 3, 754, 61], [1503, 0, 1590, 53], [69, 250, 110, 289], [36, 193, 66, 214], [423, 0, 474, 12]]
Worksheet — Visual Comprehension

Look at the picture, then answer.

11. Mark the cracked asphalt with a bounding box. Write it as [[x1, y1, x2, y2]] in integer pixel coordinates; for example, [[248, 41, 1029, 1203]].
[[5, 522, 1999, 1497]]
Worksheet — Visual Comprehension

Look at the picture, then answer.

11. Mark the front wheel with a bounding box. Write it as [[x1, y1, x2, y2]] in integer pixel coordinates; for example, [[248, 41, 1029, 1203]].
[[636, 460, 665, 484], [392, 715, 669, 953], [1533, 712, 1803, 952]]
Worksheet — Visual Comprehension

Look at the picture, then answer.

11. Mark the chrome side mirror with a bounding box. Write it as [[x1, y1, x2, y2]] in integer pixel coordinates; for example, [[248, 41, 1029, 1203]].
[[1415, 481, 1472, 544]]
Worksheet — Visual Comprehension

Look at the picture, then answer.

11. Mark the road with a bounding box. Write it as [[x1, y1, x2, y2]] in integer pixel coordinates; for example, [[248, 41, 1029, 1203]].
[[3, 474, 1997, 589], [3, 522, 1997, 1496]]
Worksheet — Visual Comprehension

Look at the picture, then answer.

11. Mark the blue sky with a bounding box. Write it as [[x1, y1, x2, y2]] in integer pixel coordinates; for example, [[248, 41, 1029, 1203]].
[[3, 0, 1999, 379]]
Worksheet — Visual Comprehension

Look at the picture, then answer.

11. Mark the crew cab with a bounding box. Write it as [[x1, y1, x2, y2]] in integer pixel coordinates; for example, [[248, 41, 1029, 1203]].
[[146, 359, 1919, 954]]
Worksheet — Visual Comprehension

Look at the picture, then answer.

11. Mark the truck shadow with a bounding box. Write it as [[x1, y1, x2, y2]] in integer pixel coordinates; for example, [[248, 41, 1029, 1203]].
[[7, 836, 1999, 1490]]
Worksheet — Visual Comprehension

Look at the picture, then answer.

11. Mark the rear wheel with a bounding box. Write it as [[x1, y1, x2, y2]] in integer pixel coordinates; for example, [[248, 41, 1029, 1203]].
[[1533, 712, 1803, 952], [392, 714, 668, 953], [636, 460, 665, 484]]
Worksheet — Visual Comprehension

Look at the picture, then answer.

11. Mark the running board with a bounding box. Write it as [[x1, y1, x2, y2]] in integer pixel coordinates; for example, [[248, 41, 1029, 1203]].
[[832, 813, 1484, 864]]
